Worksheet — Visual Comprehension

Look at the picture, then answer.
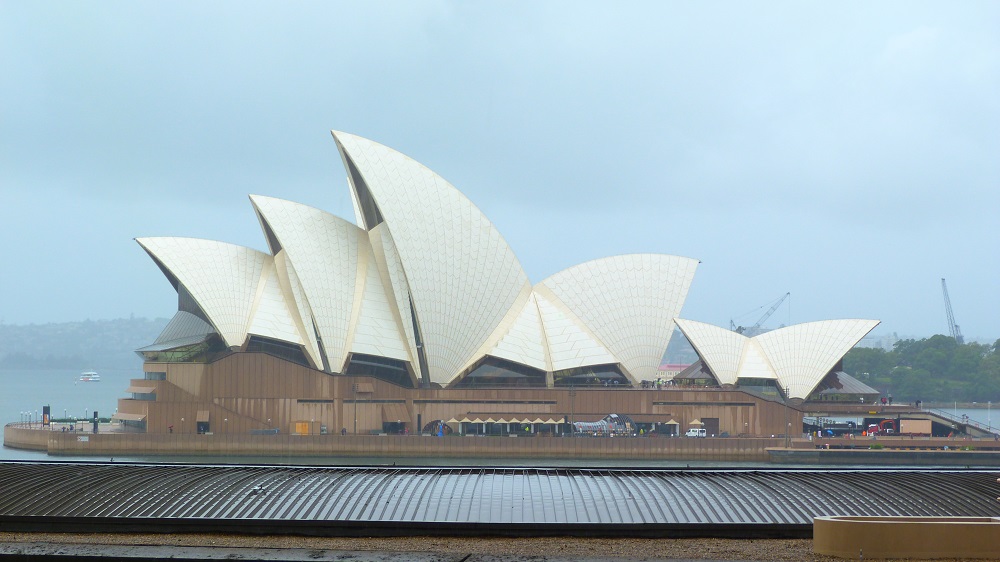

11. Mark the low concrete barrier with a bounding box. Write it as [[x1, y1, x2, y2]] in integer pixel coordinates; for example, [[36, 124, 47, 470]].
[[769, 447, 1000, 466], [3, 424, 49, 451], [814, 516, 1000, 559]]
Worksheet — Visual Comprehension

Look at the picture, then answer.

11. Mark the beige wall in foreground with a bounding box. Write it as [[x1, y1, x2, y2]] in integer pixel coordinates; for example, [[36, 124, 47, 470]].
[[814, 516, 1000, 559]]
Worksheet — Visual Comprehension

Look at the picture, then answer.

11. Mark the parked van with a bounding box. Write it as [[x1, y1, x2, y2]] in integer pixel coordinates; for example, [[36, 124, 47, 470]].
[[684, 428, 707, 438]]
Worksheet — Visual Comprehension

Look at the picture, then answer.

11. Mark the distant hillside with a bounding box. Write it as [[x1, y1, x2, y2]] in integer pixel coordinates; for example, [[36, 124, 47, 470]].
[[663, 328, 698, 365], [0, 317, 169, 370]]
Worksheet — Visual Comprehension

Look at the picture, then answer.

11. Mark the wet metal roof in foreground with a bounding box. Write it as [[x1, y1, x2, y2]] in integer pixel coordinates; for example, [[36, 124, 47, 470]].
[[0, 463, 996, 537]]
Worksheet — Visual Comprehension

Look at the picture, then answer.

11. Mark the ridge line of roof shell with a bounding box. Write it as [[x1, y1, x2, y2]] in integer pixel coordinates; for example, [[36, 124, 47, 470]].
[[330, 129, 532, 385]]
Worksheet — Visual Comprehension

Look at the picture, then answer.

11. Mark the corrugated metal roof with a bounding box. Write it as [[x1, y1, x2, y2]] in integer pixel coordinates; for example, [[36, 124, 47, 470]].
[[0, 463, 996, 528]]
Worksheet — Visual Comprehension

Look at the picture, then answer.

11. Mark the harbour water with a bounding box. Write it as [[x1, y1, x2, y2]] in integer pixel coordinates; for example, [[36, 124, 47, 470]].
[[0, 367, 138, 461], [2, 367, 997, 465]]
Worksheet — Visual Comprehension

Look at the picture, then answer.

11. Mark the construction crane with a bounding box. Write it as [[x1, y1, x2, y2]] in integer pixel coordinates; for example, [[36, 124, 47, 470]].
[[941, 278, 964, 344], [730, 292, 790, 336]]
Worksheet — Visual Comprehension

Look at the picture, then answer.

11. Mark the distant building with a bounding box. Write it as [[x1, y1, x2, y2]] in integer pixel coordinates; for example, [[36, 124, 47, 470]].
[[854, 333, 899, 351], [657, 363, 691, 380]]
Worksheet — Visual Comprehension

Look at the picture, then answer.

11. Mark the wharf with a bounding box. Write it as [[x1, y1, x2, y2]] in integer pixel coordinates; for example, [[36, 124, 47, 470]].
[[802, 404, 997, 438], [770, 435, 1000, 465], [4, 423, 781, 462]]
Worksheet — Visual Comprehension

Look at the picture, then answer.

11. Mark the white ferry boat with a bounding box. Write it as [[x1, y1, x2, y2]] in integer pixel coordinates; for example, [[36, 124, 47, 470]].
[[79, 370, 101, 382]]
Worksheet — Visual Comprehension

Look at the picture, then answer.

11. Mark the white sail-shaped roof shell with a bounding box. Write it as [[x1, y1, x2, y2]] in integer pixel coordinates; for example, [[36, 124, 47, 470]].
[[136, 237, 269, 348], [677, 318, 879, 399], [756, 319, 880, 399], [368, 225, 419, 367], [674, 319, 748, 386], [486, 292, 548, 372], [136, 131, 881, 397], [348, 244, 413, 362], [246, 260, 305, 347], [251, 195, 411, 373], [739, 340, 778, 381], [272, 250, 322, 367], [538, 254, 699, 383], [332, 130, 532, 386], [533, 291, 618, 373], [251, 195, 363, 372]]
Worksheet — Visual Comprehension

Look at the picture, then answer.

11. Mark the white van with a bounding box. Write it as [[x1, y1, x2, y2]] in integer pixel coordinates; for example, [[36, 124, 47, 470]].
[[685, 428, 707, 438]]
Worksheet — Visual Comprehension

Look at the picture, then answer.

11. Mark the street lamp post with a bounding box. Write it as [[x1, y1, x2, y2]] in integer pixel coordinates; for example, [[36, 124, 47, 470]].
[[352, 383, 358, 435], [783, 385, 791, 448], [569, 386, 576, 437]]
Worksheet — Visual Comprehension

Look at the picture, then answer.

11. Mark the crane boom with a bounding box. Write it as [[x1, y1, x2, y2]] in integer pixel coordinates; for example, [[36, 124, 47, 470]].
[[941, 278, 964, 344], [733, 292, 790, 335], [750, 292, 790, 332]]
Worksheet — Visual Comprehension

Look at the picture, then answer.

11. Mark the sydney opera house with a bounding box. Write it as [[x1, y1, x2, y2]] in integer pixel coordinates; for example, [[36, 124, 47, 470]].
[[113, 131, 878, 440]]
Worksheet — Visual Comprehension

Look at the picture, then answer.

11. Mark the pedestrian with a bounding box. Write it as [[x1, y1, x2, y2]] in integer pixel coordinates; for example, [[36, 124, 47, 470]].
[[341, 427, 347, 436]]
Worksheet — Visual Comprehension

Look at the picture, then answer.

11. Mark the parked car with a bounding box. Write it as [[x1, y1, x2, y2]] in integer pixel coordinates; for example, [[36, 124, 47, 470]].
[[685, 428, 707, 438]]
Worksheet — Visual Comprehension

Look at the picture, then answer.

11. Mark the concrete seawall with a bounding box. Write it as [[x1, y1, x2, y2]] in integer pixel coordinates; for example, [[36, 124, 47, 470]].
[[769, 447, 1000, 466], [4, 424, 778, 462]]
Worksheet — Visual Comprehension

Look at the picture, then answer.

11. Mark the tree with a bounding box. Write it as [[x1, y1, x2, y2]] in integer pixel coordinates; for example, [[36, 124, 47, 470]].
[[845, 336, 999, 402], [843, 348, 892, 382]]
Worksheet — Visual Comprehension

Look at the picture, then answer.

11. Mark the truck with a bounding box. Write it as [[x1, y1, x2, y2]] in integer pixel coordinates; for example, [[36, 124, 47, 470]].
[[866, 419, 897, 435]]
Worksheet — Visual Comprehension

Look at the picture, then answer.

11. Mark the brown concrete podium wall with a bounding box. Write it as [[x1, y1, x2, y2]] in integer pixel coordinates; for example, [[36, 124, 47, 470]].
[[122, 353, 801, 440]]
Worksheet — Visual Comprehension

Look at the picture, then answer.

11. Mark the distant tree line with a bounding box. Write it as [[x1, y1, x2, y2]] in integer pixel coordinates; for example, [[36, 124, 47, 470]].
[[844, 335, 1000, 403]]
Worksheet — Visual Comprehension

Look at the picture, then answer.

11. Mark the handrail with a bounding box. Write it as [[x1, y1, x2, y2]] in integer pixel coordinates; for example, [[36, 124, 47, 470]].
[[927, 408, 995, 434]]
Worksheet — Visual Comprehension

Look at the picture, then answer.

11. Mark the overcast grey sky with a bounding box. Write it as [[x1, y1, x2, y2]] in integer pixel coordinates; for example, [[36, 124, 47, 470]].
[[1, 2, 997, 342]]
